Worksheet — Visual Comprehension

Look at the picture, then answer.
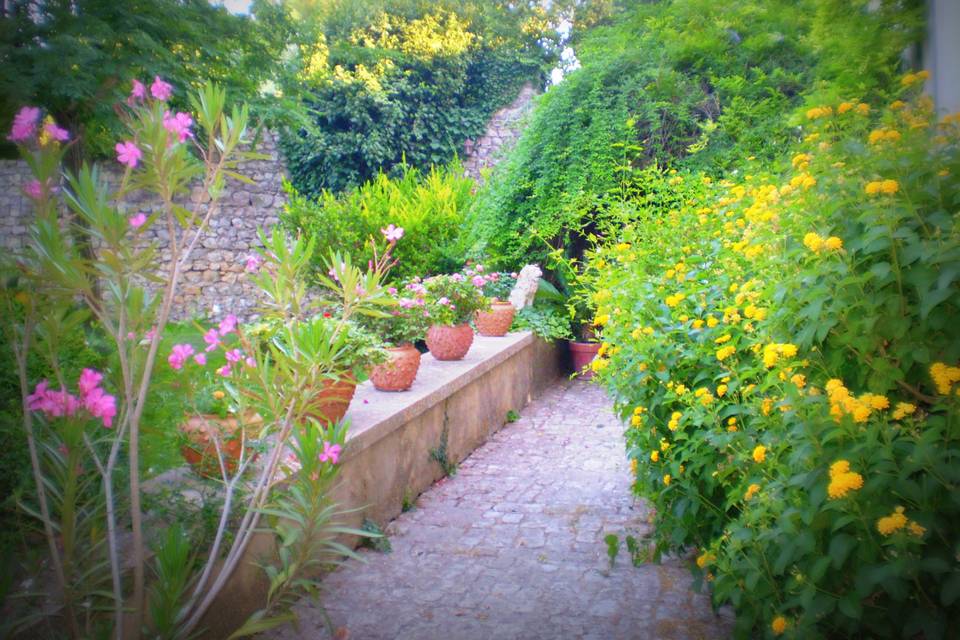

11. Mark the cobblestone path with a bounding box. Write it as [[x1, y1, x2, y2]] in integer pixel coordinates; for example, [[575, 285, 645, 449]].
[[270, 380, 733, 640]]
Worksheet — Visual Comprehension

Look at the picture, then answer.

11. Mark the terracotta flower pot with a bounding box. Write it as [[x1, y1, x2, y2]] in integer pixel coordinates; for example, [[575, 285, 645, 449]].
[[475, 300, 516, 337], [179, 412, 262, 478], [569, 340, 601, 379], [426, 323, 474, 361], [370, 344, 422, 392], [306, 374, 357, 424]]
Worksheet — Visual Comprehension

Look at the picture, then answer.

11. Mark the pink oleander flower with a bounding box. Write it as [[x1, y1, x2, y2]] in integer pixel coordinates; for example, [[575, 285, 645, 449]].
[[27, 380, 81, 418], [78, 368, 103, 396], [472, 275, 485, 287], [8, 106, 41, 143], [381, 224, 404, 242], [130, 79, 147, 103], [398, 298, 416, 308], [319, 441, 341, 465], [162, 110, 193, 143], [217, 365, 232, 378], [26, 380, 51, 412], [23, 179, 43, 200], [218, 314, 238, 336], [115, 140, 142, 168], [43, 120, 70, 143], [224, 348, 242, 364], [244, 254, 262, 273], [150, 76, 173, 101], [387, 287, 398, 295], [203, 328, 221, 352], [129, 212, 148, 228], [83, 387, 117, 428], [168, 343, 195, 370], [193, 353, 207, 366]]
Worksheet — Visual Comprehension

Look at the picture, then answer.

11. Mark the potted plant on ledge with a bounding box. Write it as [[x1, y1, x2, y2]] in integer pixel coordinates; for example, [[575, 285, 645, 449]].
[[362, 284, 429, 391], [473, 267, 518, 337], [422, 271, 489, 361]]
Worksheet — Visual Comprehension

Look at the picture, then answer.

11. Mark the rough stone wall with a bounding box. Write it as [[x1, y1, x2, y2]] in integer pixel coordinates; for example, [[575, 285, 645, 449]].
[[462, 83, 538, 181], [0, 132, 285, 320]]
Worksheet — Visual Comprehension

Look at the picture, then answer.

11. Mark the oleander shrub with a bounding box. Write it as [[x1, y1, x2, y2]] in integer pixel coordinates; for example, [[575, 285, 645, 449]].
[[588, 85, 960, 637], [281, 161, 474, 282]]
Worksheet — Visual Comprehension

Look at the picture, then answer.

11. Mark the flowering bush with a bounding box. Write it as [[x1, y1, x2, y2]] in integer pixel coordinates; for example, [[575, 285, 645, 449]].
[[588, 82, 960, 636], [359, 283, 429, 347], [477, 268, 517, 301], [422, 269, 490, 326]]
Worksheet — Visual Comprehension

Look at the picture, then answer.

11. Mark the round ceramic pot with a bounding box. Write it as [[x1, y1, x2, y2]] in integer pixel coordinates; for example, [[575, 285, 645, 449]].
[[179, 412, 262, 478], [475, 301, 516, 337], [370, 344, 422, 392], [426, 323, 474, 361], [569, 340, 601, 379], [306, 374, 357, 424]]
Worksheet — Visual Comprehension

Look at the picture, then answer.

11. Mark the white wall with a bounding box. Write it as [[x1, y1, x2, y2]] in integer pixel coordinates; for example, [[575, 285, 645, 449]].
[[926, 0, 960, 116]]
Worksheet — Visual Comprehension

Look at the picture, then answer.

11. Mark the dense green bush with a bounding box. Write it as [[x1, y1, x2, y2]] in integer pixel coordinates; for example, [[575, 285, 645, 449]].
[[282, 161, 474, 282], [589, 83, 960, 636], [281, 1, 552, 196]]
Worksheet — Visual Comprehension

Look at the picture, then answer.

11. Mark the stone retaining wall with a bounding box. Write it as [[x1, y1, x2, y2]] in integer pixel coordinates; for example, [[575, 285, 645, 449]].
[[462, 83, 538, 181]]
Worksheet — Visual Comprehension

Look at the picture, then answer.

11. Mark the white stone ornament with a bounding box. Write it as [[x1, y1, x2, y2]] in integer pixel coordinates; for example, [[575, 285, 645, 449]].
[[509, 264, 542, 310]]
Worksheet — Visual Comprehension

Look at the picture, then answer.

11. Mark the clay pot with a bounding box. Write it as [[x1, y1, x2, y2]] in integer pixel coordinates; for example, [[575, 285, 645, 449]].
[[306, 374, 357, 424], [426, 323, 474, 361], [569, 340, 601, 379], [179, 412, 262, 478], [370, 344, 422, 392], [475, 300, 516, 337]]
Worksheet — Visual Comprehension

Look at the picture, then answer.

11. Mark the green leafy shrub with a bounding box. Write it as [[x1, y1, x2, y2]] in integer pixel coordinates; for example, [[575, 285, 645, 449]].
[[282, 161, 475, 283], [281, 3, 551, 195], [589, 86, 960, 636]]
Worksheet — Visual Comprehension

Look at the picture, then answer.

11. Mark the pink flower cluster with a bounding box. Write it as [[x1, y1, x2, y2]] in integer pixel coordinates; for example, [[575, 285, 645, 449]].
[[168, 314, 254, 378], [162, 110, 193, 143], [381, 224, 404, 242], [27, 368, 117, 428], [319, 441, 341, 465], [128, 76, 173, 104], [7, 106, 40, 143]]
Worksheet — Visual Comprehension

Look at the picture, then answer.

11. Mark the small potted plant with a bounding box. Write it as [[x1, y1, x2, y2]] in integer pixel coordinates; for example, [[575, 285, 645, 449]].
[[472, 267, 518, 337], [548, 251, 602, 378], [167, 316, 263, 477], [362, 285, 430, 391], [422, 271, 489, 360]]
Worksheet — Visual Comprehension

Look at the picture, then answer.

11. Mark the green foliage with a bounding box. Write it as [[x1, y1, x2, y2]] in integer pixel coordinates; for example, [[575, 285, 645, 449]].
[[282, 162, 475, 283], [467, 0, 819, 269], [590, 84, 960, 636], [280, 1, 552, 195], [0, 0, 304, 159], [512, 305, 572, 342]]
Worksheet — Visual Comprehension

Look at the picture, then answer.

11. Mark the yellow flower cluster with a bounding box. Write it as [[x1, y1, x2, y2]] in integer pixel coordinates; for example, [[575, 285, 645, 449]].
[[726, 416, 738, 432], [876, 505, 926, 537], [802, 232, 843, 253], [631, 326, 655, 339], [696, 551, 715, 568], [593, 313, 610, 326], [665, 293, 686, 307], [762, 343, 798, 368], [744, 483, 760, 500], [864, 179, 900, 195], [827, 460, 864, 499], [836, 101, 869, 115], [771, 616, 788, 635], [591, 357, 609, 373], [930, 362, 960, 395], [806, 106, 833, 119], [663, 474, 672, 485], [752, 445, 767, 463], [868, 128, 902, 145], [900, 70, 930, 86], [650, 450, 659, 462], [825, 379, 888, 423], [668, 411, 683, 431], [789, 172, 817, 191], [791, 153, 811, 170], [694, 387, 715, 406], [714, 345, 736, 362], [892, 402, 916, 420]]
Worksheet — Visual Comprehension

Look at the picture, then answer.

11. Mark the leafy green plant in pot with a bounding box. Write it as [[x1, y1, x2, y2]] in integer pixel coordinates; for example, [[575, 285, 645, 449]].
[[422, 271, 489, 361], [547, 249, 603, 377], [361, 283, 430, 391], [473, 267, 518, 337]]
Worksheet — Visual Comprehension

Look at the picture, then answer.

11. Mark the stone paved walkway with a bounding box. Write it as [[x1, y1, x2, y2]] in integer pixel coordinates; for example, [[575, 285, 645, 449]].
[[270, 380, 733, 640]]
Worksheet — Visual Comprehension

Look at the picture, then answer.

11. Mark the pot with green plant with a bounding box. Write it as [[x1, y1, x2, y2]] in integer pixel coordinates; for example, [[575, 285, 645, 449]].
[[472, 268, 517, 337], [548, 249, 603, 378], [362, 285, 429, 391], [423, 272, 489, 361]]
